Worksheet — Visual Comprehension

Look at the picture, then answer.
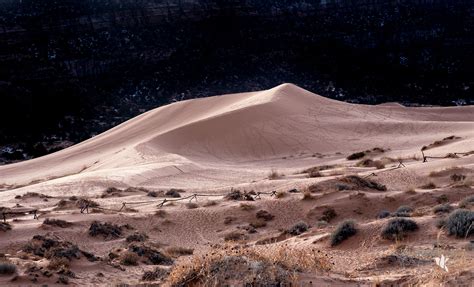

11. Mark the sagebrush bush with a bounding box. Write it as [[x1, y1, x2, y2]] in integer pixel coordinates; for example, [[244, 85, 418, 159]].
[[433, 204, 454, 214], [330, 220, 357, 246], [0, 262, 17, 275], [381, 218, 418, 240], [377, 210, 391, 219], [121, 251, 140, 266], [287, 222, 309, 236], [443, 209, 474, 238], [459, 195, 474, 208]]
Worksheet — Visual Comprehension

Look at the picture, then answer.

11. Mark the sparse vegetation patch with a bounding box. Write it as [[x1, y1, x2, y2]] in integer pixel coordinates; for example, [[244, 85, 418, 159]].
[[381, 218, 419, 240], [330, 220, 357, 246]]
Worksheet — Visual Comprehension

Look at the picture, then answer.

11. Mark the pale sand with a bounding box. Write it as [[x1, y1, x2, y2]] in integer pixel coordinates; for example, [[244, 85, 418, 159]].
[[0, 83, 472, 286]]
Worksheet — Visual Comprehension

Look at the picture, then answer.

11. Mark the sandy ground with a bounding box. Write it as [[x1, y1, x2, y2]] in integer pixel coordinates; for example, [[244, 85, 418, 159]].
[[0, 83, 473, 286]]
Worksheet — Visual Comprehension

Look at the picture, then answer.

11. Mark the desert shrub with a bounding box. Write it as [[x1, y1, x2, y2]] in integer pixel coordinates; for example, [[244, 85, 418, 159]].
[[239, 203, 255, 211], [436, 218, 446, 229], [330, 220, 357, 246], [0, 222, 11, 232], [256, 210, 274, 221], [268, 170, 283, 180], [89, 221, 122, 239], [347, 152, 366, 160], [433, 204, 454, 214], [142, 267, 168, 281], [147, 191, 159, 197], [126, 233, 148, 243], [404, 188, 416, 194], [275, 191, 286, 198], [443, 209, 474, 238], [224, 231, 247, 242], [225, 190, 254, 201], [377, 210, 391, 219], [47, 257, 70, 270], [287, 222, 309, 236], [320, 207, 337, 222], [203, 200, 217, 207], [381, 218, 419, 240], [249, 220, 267, 229], [356, 159, 385, 169], [308, 170, 323, 178], [185, 202, 198, 209], [129, 245, 173, 265], [393, 205, 413, 217], [288, 188, 299, 193], [459, 195, 474, 208], [339, 176, 387, 191], [43, 218, 72, 228], [451, 174, 466, 182], [155, 210, 167, 218], [419, 182, 436, 189], [165, 189, 182, 198], [121, 251, 140, 266], [166, 247, 194, 257], [436, 194, 449, 204], [0, 261, 17, 275]]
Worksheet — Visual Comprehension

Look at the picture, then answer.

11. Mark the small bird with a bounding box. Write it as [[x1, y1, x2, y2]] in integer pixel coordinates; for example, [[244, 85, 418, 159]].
[[434, 254, 449, 272]]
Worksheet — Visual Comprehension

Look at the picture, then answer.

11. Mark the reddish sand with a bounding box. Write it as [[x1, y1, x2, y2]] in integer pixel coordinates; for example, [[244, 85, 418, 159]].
[[0, 83, 472, 286]]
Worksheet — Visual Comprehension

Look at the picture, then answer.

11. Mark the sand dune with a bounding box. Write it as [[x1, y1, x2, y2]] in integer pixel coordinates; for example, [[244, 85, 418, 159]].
[[0, 84, 473, 286], [1, 83, 473, 188]]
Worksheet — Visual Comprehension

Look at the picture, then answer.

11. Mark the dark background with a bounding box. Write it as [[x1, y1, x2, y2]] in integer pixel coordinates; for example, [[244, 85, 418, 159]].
[[1, 0, 473, 163]]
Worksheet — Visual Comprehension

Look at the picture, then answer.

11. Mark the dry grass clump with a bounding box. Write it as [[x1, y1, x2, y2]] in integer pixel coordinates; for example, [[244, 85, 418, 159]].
[[268, 169, 283, 180], [55, 197, 99, 210], [16, 192, 51, 199], [154, 209, 167, 218], [223, 216, 236, 225], [451, 173, 467, 182], [0, 261, 17, 275], [404, 188, 417, 194], [320, 207, 337, 222], [223, 231, 248, 242], [256, 210, 274, 221], [381, 218, 419, 241], [436, 194, 449, 204], [165, 189, 183, 198], [249, 220, 267, 229], [356, 159, 385, 169], [165, 244, 332, 286], [120, 251, 140, 266], [459, 195, 474, 208], [128, 244, 173, 265], [421, 135, 460, 151], [309, 175, 386, 193], [239, 203, 255, 211], [307, 170, 323, 178], [419, 182, 436, 189], [185, 202, 199, 209], [126, 232, 148, 243], [347, 151, 366, 160], [165, 247, 194, 258], [330, 220, 357, 246], [443, 209, 474, 238], [225, 189, 254, 201], [302, 165, 336, 174], [203, 200, 218, 207], [0, 222, 12, 232], [142, 267, 168, 281], [47, 257, 70, 270], [88, 221, 122, 239], [43, 218, 73, 228], [287, 221, 309, 236], [275, 191, 286, 198]]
